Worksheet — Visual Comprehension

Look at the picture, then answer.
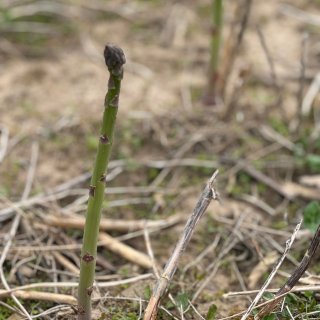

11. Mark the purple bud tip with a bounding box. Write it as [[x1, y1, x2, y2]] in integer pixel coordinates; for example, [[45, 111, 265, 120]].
[[103, 44, 126, 76]]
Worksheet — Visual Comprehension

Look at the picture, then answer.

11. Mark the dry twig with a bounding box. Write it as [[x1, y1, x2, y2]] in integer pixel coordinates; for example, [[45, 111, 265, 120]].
[[44, 213, 183, 232], [0, 273, 153, 298], [143, 171, 219, 320], [144, 226, 160, 279], [98, 233, 152, 269], [240, 220, 302, 320], [255, 223, 320, 319], [224, 284, 320, 298], [0, 290, 77, 305]]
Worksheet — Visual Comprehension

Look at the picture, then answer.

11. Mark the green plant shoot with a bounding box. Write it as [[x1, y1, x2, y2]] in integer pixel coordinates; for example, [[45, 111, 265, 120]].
[[77, 44, 126, 320]]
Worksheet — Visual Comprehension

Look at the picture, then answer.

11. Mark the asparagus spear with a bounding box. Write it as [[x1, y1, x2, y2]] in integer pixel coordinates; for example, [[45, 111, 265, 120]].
[[203, 0, 223, 105], [77, 44, 126, 320]]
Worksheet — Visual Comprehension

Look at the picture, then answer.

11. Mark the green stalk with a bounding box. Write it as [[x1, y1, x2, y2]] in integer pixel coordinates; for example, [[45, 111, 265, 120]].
[[77, 44, 125, 320], [203, 0, 223, 105], [210, 0, 223, 79]]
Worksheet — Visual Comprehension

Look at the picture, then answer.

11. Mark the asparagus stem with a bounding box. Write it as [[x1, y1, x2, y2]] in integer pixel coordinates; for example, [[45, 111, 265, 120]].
[[77, 44, 125, 320], [211, 0, 223, 81], [203, 0, 223, 105]]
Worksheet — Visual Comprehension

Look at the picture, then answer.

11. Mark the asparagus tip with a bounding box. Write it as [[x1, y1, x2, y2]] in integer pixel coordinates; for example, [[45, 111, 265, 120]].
[[104, 44, 126, 76]]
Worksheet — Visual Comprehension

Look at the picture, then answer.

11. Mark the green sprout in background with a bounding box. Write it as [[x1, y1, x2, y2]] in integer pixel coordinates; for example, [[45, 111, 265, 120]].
[[203, 0, 223, 106]]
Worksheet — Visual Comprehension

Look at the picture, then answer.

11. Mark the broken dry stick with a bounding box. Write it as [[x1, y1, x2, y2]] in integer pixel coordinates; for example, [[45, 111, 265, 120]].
[[240, 220, 302, 320], [77, 44, 126, 320], [0, 290, 77, 305], [98, 233, 152, 269], [255, 222, 320, 319], [143, 171, 219, 320], [52, 252, 80, 275], [45, 213, 184, 232]]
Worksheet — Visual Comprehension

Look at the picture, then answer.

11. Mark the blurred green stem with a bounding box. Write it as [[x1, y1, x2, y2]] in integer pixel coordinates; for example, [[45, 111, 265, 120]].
[[211, 0, 223, 79], [204, 0, 223, 105], [77, 44, 125, 320]]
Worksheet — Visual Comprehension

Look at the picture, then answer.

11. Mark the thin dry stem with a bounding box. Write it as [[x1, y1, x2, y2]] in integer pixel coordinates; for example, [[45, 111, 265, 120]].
[[143, 171, 219, 320], [0, 290, 77, 305], [256, 222, 320, 319], [240, 220, 302, 320], [144, 226, 160, 279], [45, 213, 183, 232], [98, 232, 152, 269], [0, 273, 153, 298]]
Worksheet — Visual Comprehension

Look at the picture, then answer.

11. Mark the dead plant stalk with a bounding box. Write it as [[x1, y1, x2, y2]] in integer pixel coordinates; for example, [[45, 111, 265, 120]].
[[143, 171, 219, 320], [240, 219, 302, 320], [256, 222, 320, 319]]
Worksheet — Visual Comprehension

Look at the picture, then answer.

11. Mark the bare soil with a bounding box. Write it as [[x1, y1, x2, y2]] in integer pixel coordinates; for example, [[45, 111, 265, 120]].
[[1, 0, 320, 319]]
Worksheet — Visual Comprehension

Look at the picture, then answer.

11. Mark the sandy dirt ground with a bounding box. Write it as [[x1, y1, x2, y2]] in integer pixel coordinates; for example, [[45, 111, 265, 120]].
[[1, 0, 320, 319]]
